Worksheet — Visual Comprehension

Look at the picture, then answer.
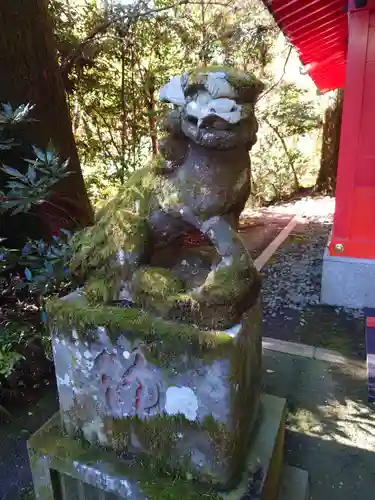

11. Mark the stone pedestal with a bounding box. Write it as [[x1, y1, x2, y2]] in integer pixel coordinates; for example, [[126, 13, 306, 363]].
[[47, 291, 262, 489], [28, 394, 309, 499]]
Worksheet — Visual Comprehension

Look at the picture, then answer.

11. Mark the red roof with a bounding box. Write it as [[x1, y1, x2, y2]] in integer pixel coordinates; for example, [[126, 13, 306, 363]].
[[262, 0, 349, 92]]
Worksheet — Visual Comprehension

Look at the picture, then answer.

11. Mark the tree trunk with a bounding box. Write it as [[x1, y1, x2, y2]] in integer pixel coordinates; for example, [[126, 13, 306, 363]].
[[0, 0, 94, 245], [315, 88, 344, 194], [146, 72, 159, 156]]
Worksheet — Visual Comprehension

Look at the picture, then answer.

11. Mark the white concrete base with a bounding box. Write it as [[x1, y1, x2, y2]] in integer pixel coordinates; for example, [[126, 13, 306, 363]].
[[321, 246, 375, 309]]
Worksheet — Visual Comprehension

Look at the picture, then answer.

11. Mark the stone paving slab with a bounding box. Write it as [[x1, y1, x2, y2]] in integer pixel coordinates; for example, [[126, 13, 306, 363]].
[[263, 337, 364, 368], [263, 349, 375, 500], [279, 466, 309, 500], [263, 338, 315, 359]]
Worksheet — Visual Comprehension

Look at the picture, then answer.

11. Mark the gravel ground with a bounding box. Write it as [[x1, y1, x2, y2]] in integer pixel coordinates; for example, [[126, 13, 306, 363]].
[[261, 196, 366, 360]]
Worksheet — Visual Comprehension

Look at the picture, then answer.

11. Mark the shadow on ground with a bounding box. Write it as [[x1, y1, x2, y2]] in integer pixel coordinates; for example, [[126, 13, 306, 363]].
[[0, 388, 58, 500], [263, 349, 375, 500]]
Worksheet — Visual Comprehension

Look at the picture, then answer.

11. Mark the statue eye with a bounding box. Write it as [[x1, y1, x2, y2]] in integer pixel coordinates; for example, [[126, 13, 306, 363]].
[[230, 106, 236, 112]]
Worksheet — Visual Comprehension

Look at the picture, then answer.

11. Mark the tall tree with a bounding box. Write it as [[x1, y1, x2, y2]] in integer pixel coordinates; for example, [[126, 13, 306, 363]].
[[316, 88, 344, 194], [0, 0, 94, 243]]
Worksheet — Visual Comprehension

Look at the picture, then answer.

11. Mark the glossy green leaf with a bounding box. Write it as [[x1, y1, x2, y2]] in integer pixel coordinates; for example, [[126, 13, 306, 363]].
[[1, 166, 27, 181]]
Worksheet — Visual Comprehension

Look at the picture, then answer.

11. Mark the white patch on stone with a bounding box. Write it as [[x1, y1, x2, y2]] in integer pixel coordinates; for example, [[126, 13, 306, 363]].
[[57, 373, 71, 386], [119, 284, 133, 301], [225, 323, 241, 337], [97, 326, 110, 344], [83, 350, 92, 360], [165, 386, 198, 421], [97, 425, 108, 445], [196, 90, 211, 107], [123, 351, 130, 359], [185, 97, 242, 125], [82, 418, 108, 445], [206, 72, 236, 99], [159, 75, 185, 106], [72, 329, 79, 340], [120, 479, 133, 496], [117, 249, 125, 266], [84, 360, 94, 371]]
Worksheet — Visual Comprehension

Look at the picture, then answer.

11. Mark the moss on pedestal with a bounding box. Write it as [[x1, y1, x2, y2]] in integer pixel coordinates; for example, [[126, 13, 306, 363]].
[[46, 297, 234, 362], [139, 474, 219, 500], [28, 413, 223, 499], [104, 412, 231, 485], [132, 266, 189, 317]]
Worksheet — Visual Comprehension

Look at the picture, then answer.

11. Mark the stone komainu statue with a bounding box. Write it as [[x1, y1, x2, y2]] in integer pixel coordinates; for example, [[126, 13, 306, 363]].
[[47, 67, 265, 492], [70, 66, 264, 329]]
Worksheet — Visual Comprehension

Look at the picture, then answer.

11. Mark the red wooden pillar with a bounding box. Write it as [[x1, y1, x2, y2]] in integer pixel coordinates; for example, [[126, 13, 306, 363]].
[[331, 0, 375, 258]]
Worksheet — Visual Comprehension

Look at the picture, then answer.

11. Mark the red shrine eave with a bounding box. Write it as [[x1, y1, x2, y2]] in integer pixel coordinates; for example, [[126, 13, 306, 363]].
[[262, 0, 349, 92]]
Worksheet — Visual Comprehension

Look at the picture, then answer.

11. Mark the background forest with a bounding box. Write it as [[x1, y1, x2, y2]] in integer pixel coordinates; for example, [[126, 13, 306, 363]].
[[54, 0, 327, 206], [0, 0, 342, 415]]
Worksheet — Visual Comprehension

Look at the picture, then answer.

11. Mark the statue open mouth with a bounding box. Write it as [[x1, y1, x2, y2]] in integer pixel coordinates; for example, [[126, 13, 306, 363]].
[[187, 114, 237, 131], [181, 111, 248, 149]]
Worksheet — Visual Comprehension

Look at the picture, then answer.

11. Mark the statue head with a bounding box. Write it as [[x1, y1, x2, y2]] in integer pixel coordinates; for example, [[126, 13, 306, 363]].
[[160, 66, 264, 150]]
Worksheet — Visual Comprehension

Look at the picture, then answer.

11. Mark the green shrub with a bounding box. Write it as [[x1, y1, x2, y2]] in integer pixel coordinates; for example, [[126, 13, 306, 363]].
[[0, 104, 77, 385]]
